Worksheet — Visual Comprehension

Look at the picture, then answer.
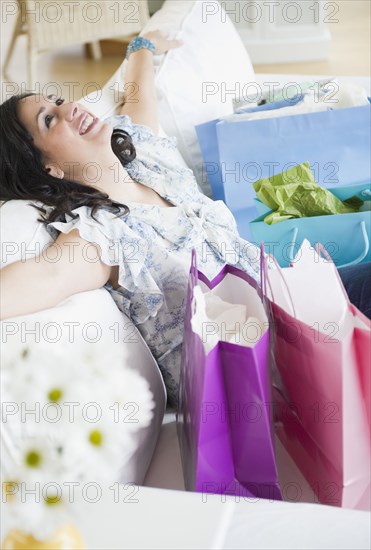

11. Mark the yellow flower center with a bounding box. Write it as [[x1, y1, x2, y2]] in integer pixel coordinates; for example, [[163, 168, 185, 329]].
[[48, 387, 63, 402], [25, 450, 42, 468], [89, 430, 103, 446], [44, 494, 62, 506]]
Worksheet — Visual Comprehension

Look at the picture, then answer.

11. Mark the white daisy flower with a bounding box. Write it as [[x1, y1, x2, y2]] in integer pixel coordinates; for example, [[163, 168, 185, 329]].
[[1, 334, 155, 539], [2, 477, 69, 541], [3, 341, 92, 410], [67, 419, 133, 483], [5, 433, 66, 485]]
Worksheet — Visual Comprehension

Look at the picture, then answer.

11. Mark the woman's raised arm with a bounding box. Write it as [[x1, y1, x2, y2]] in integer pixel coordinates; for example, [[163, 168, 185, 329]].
[[120, 30, 183, 135], [0, 229, 112, 320]]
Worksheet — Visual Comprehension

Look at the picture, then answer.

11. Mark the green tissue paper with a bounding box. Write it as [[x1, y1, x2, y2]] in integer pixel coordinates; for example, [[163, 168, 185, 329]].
[[253, 162, 363, 225]]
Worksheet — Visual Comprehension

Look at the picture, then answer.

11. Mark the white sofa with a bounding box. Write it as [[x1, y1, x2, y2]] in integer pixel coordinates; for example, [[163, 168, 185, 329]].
[[1, 2, 370, 547]]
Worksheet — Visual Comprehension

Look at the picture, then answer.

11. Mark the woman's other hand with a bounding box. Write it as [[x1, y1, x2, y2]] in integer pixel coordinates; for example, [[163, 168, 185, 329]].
[[142, 30, 183, 55]]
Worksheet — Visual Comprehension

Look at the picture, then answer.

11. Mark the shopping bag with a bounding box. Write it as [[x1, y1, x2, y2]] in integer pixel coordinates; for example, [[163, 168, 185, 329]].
[[196, 118, 226, 201], [196, 102, 371, 241], [177, 250, 282, 500], [250, 181, 371, 267], [260, 240, 371, 510], [195, 98, 302, 202]]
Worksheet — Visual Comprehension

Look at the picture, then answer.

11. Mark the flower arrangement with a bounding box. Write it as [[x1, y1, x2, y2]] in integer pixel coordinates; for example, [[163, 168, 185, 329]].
[[1, 335, 155, 543]]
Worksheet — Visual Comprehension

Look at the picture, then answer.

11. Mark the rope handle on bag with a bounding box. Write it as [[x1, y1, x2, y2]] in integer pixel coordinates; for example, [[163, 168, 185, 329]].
[[260, 242, 297, 319], [190, 248, 199, 316], [287, 227, 299, 264], [337, 221, 369, 268], [288, 222, 369, 268], [260, 242, 269, 304], [314, 222, 368, 269]]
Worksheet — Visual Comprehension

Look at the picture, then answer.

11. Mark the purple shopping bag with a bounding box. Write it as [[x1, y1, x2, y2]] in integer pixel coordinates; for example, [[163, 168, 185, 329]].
[[177, 250, 282, 500]]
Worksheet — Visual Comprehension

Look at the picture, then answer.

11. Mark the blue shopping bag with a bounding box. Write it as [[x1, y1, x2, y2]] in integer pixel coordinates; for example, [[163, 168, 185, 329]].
[[195, 98, 302, 203], [196, 118, 225, 201], [250, 183, 371, 268], [196, 102, 371, 242]]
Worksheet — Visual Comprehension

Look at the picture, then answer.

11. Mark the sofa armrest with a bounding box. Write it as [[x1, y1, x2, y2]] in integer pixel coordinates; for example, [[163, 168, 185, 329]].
[[1, 287, 166, 484]]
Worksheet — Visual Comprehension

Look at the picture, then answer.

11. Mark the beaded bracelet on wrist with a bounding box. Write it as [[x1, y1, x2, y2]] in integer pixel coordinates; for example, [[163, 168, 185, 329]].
[[125, 36, 156, 60]]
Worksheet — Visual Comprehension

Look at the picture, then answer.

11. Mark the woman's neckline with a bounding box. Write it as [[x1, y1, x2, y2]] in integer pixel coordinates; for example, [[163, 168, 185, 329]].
[[125, 200, 179, 210]]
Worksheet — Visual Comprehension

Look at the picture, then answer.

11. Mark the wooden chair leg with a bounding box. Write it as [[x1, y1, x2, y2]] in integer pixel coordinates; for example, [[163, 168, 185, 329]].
[[27, 47, 37, 90], [89, 41, 102, 61]]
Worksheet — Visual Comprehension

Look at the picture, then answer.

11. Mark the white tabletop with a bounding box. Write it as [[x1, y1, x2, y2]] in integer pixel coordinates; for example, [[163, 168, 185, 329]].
[[13, 485, 366, 550]]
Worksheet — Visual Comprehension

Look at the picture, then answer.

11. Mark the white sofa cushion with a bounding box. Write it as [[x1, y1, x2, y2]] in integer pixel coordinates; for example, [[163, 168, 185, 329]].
[[0, 200, 52, 268], [1, 286, 167, 484], [0, 200, 166, 484], [148, 0, 255, 196]]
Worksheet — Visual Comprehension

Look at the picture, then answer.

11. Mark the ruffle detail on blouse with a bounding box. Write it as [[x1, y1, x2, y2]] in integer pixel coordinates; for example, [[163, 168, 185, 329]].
[[182, 199, 261, 279], [46, 206, 164, 323]]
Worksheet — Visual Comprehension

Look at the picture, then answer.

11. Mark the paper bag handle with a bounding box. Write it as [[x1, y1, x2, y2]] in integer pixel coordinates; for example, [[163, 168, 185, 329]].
[[189, 249, 199, 315], [260, 242, 267, 300], [288, 227, 299, 264], [260, 243, 297, 318], [289, 222, 369, 268], [191, 248, 197, 273], [337, 221, 369, 268]]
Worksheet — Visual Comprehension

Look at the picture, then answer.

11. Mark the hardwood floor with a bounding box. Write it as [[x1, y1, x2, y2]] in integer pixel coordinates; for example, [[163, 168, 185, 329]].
[[0, 1, 369, 103]]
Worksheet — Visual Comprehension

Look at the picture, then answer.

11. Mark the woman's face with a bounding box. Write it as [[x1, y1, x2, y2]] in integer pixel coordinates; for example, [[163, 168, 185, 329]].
[[17, 94, 113, 179]]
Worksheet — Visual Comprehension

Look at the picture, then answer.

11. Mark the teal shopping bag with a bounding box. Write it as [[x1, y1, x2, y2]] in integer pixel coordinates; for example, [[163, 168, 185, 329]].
[[250, 183, 371, 268]]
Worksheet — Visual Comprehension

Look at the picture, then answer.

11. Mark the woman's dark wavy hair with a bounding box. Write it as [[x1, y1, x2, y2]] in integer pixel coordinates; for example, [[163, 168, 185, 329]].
[[0, 92, 135, 226]]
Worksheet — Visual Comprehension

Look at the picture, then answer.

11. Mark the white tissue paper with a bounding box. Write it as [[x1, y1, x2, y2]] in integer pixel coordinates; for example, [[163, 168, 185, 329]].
[[224, 80, 370, 122], [327, 81, 370, 109], [191, 286, 266, 353]]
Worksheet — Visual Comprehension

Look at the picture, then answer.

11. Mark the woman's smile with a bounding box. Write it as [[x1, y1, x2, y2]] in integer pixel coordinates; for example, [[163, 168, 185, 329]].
[[79, 113, 98, 135]]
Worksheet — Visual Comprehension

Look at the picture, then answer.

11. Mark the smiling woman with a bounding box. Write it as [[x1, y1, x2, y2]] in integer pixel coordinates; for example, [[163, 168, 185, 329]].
[[0, 91, 131, 226], [0, 31, 263, 406]]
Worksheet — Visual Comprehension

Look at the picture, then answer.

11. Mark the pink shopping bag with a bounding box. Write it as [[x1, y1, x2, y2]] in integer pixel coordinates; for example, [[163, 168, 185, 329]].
[[261, 240, 371, 510]]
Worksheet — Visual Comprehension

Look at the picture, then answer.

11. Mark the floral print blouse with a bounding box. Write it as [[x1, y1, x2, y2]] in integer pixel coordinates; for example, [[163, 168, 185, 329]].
[[47, 115, 261, 407]]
